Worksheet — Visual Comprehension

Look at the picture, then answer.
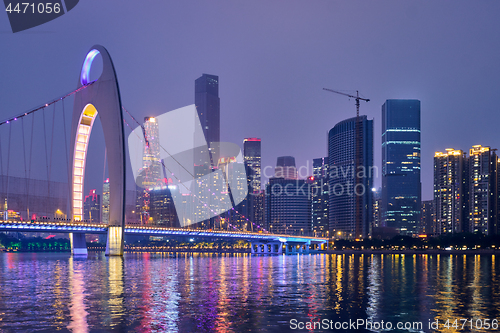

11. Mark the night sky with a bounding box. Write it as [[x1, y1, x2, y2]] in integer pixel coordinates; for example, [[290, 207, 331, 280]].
[[1, 1, 500, 201]]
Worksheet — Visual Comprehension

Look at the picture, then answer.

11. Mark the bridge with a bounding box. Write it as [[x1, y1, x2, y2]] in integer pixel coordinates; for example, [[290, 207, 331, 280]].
[[0, 44, 329, 256], [0, 219, 328, 254]]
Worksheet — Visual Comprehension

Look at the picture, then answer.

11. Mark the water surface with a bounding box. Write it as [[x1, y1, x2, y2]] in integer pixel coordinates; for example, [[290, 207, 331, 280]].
[[0, 252, 499, 332]]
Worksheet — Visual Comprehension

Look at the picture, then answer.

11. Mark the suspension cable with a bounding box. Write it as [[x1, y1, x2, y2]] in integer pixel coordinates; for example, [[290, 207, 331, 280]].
[[121, 116, 239, 230], [5, 124, 12, 213], [21, 117, 28, 220], [0, 81, 94, 127], [47, 103, 57, 201], [122, 113, 262, 233], [0, 129, 3, 198], [62, 98, 71, 221], [42, 108, 50, 200], [27, 111, 35, 220]]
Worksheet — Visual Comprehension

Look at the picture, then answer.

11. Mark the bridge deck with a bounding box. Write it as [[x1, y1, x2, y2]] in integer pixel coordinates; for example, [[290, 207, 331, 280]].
[[0, 220, 328, 244]]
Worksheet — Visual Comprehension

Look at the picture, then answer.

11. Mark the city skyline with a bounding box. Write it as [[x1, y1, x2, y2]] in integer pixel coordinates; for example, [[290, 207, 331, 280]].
[[1, 3, 500, 331], [2, 2, 500, 203]]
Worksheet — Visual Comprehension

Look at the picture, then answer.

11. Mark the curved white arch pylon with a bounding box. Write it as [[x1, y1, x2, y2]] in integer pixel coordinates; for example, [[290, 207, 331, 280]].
[[70, 45, 126, 256]]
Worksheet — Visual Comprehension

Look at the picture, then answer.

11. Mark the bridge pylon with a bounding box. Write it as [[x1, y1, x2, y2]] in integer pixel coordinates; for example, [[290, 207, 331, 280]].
[[70, 45, 126, 256]]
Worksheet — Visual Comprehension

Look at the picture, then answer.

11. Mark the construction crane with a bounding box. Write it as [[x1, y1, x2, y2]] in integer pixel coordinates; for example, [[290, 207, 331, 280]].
[[323, 87, 370, 241], [322, 88, 370, 118]]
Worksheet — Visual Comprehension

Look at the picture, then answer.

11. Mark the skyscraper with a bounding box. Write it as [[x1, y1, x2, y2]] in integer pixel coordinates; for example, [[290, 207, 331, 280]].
[[243, 138, 261, 230], [193, 74, 220, 230], [311, 157, 329, 237], [244, 138, 261, 194], [83, 189, 100, 223], [102, 178, 110, 224], [195, 74, 220, 165], [372, 187, 382, 230], [421, 200, 435, 235], [149, 180, 179, 228], [275, 156, 298, 179], [328, 116, 373, 239], [468, 145, 497, 235], [266, 177, 311, 235], [381, 99, 421, 235], [434, 149, 467, 234], [137, 116, 162, 225], [141, 117, 162, 189]]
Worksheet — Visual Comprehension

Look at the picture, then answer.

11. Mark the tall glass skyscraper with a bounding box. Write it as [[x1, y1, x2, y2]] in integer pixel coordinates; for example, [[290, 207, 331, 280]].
[[137, 116, 162, 225], [195, 74, 220, 165], [328, 115, 373, 239], [244, 138, 261, 194], [311, 157, 329, 237], [243, 138, 261, 231], [381, 99, 421, 235], [141, 117, 162, 189], [194, 74, 220, 229]]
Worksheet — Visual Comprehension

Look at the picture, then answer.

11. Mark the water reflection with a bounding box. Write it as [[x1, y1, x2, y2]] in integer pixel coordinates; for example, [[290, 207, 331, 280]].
[[67, 257, 88, 333], [0, 253, 500, 332]]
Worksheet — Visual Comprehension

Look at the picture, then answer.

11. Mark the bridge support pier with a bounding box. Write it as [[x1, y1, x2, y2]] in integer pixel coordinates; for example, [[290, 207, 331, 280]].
[[284, 243, 310, 254], [105, 226, 124, 256], [250, 242, 283, 254], [70, 233, 88, 256]]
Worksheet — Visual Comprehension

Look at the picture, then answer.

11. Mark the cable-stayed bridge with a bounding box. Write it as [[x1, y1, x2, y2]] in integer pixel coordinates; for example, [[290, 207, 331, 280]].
[[0, 45, 328, 256]]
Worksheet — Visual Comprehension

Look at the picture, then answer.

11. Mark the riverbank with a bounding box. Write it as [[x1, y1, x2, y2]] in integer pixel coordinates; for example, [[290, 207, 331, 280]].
[[326, 249, 500, 255]]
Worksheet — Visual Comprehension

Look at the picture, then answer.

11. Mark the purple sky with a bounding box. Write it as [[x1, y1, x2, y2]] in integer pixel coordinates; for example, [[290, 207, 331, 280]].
[[1, 1, 500, 201]]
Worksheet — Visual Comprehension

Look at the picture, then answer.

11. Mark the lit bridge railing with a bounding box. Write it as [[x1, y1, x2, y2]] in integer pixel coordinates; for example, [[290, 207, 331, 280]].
[[0, 220, 328, 244]]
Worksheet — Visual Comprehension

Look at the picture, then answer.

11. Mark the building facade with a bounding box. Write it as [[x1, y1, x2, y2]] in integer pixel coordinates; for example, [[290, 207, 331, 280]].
[[328, 115, 373, 239], [136, 116, 163, 225], [149, 181, 179, 228], [102, 178, 110, 224], [381, 99, 421, 235], [195, 73, 220, 165], [83, 189, 100, 223], [468, 145, 498, 235], [311, 157, 329, 237], [266, 177, 311, 235], [243, 138, 262, 231], [421, 200, 435, 235], [275, 156, 298, 180], [434, 149, 467, 234]]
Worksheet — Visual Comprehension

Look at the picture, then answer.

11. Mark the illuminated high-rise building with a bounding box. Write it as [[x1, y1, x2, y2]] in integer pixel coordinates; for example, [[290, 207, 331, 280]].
[[381, 99, 421, 235], [372, 187, 382, 230], [149, 180, 179, 228], [141, 117, 162, 189], [468, 145, 498, 235], [137, 116, 162, 225], [102, 178, 110, 224], [254, 190, 265, 229], [266, 177, 311, 235], [195, 74, 220, 165], [243, 138, 262, 230], [83, 189, 100, 223], [328, 116, 373, 239], [311, 157, 329, 237], [192, 74, 220, 230], [434, 149, 467, 234], [244, 138, 261, 194]]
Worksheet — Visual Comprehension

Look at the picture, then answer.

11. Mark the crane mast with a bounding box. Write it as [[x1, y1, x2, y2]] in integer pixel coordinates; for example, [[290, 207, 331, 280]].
[[323, 88, 370, 240]]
